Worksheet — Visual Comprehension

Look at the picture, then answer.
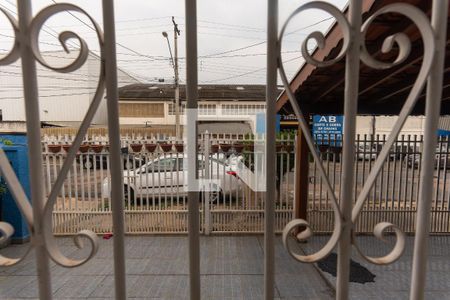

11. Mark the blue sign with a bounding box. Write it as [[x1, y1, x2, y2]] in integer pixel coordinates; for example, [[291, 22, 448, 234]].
[[255, 113, 281, 134], [312, 115, 343, 146], [437, 129, 450, 136]]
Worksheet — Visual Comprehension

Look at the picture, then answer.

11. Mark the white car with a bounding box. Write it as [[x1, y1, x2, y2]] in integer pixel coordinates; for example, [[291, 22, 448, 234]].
[[356, 143, 377, 160], [102, 153, 243, 201]]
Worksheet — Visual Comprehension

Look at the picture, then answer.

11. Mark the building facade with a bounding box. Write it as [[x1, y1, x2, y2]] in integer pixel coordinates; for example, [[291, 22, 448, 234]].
[[0, 50, 139, 131], [118, 84, 272, 134]]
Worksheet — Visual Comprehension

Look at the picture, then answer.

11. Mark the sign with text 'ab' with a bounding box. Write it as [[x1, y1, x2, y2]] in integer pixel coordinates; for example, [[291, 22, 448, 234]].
[[312, 115, 343, 146]]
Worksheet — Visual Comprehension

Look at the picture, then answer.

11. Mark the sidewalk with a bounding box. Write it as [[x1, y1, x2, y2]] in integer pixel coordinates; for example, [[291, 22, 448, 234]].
[[0, 236, 332, 299], [301, 235, 450, 299]]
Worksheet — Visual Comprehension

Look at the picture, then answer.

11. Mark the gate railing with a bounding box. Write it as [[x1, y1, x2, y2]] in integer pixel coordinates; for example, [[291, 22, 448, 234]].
[[42, 135, 296, 235], [278, 1, 448, 300], [43, 133, 450, 235], [309, 134, 450, 234], [0, 2, 127, 298], [0, 1, 448, 300]]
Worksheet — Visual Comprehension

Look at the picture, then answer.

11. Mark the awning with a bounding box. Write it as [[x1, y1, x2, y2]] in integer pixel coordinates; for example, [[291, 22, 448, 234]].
[[277, 0, 450, 116]]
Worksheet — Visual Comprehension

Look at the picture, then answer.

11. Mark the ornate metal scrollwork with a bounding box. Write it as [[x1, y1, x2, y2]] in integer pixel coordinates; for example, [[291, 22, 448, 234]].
[[279, 2, 436, 266], [279, 1, 351, 263], [0, 8, 33, 267], [0, 3, 105, 268], [0, 7, 20, 65]]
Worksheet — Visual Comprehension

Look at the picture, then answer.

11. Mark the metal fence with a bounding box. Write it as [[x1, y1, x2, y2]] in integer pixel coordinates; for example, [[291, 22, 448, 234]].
[[43, 134, 296, 234], [44, 133, 450, 235], [1, 2, 447, 299], [309, 134, 450, 234]]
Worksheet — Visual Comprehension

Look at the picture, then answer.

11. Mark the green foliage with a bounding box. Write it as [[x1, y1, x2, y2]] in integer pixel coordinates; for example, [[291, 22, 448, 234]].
[[277, 129, 296, 140], [0, 182, 6, 195], [0, 138, 13, 146], [0, 138, 13, 196], [243, 133, 255, 142]]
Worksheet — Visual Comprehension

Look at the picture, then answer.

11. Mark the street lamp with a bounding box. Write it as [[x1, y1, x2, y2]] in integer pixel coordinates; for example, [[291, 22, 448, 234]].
[[162, 18, 181, 139], [161, 31, 173, 66]]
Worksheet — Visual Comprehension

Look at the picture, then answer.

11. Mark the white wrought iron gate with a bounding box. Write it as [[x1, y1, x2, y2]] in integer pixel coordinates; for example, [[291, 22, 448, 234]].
[[0, 1, 448, 300]]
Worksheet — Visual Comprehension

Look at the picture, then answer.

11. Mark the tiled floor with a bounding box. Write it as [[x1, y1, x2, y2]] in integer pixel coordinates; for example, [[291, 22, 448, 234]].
[[301, 235, 450, 300], [0, 236, 332, 299], [1, 235, 448, 299]]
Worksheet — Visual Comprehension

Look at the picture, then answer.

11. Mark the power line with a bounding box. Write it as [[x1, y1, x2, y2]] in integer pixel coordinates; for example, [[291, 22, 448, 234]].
[[199, 68, 266, 79], [2, 0, 168, 64], [44, 15, 264, 32], [23, 1, 333, 65], [0, 70, 111, 83], [2, 91, 95, 99], [199, 41, 266, 58], [176, 16, 264, 32], [50, 0, 164, 63], [203, 66, 266, 83], [197, 16, 333, 58], [285, 16, 333, 36], [35, 16, 172, 28], [203, 55, 303, 83]]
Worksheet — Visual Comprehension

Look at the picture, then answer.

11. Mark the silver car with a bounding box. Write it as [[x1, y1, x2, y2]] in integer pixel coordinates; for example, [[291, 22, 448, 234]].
[[102, 153, 243, 201]]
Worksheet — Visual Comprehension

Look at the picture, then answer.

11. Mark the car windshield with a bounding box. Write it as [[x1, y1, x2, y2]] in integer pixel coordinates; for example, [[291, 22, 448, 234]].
[[147, 158, 176, 173]]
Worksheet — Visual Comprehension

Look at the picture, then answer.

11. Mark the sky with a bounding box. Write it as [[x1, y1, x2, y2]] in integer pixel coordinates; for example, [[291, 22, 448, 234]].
[[0, 0, 347, 85]]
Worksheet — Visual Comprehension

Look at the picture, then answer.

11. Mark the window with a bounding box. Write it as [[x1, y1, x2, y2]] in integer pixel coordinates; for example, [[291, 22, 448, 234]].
[[221, 104, 266, 115], [168, 103, 185, 115], [119, 103, 164, 118], [199, 104, 216, 115]]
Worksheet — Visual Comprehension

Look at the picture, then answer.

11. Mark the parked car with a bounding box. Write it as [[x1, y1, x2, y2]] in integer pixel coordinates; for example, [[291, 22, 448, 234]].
[[406, 146, 450, 169], [77, 147, 144, 170], [101, 153, 243, 201], [356, 143, 377, 160], [320, 146, 342, 162]]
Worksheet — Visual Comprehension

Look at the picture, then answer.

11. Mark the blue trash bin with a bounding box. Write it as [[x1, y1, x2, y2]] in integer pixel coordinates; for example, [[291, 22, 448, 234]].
[[0, 133, 31, 243]]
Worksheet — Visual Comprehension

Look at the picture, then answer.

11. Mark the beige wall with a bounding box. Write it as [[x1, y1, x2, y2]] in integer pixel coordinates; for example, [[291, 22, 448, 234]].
[[119, 102, 165, 118]]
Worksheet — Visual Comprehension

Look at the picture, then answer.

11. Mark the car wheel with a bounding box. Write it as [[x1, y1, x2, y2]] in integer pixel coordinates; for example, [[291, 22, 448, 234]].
[[83, 157, 94, 170], [199, 189, 222, 203], [123, 185, 135, 202], [123, 160, 134, 170]]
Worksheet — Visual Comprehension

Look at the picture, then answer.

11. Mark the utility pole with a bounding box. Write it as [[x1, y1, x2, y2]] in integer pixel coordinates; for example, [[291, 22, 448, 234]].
[[162, 17, 181, 140], [173, 16, 181, 140]]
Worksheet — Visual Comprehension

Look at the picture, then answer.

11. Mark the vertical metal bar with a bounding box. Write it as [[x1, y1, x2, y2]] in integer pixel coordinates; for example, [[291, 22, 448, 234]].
[[354, 135, 360, 202], [441, 137, 449, 209], [145, 153, 150, 210], [102, 2, 127, 299], [16, 1, 53, 298], [410, 135, 417, 212], [132, 154, 138, 208], [405, 135, 411, 208], [93, 153, 98, 210], [336, 1, 361, 299], [295, 125, 309, 223], [410, 2, 448, 299], [87, 153, 92, 209], [204, 134, 211, 235], [265, 0, 278, 298], [73, 157, 79, 211], [106, 154, 111, 213], [378, 135, 384, 211], [80, 153, 85, 208], [185, 0, 201, 298], [385, 135, 391, 210]]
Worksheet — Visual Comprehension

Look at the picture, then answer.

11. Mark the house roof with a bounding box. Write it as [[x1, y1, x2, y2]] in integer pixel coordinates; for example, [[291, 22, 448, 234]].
[[276, 0, 450, 115], [198, 122, 252, 135], [119, 84, 281, 101]]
